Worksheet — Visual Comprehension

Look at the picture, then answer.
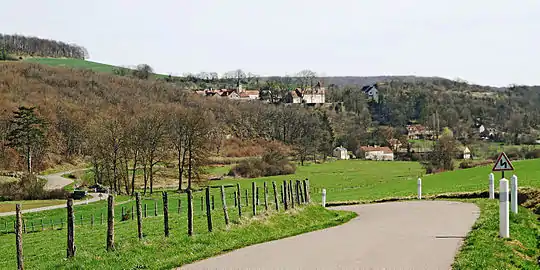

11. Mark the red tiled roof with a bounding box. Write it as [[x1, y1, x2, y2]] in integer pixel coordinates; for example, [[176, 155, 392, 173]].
[[360, 146, 393, 154]]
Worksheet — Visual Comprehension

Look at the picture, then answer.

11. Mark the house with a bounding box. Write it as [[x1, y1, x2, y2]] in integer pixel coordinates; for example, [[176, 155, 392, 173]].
[[361, 84, 379, 103], [463, 147, 471, 160], [239, 90, 260, 100], [284, 81, 326, 104], [333, 146, 349, 160], [406, 124, 433, 140], [359, 146, 394, 161]]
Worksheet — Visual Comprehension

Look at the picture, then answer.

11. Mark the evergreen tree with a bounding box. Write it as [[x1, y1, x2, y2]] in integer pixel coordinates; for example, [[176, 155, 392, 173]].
[[7, 106, 47, 173]]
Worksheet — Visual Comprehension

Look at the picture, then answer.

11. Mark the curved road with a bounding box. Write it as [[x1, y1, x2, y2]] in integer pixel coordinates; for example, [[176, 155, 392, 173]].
[[0, 170, 108, 217], [180, 201, 480, 269]]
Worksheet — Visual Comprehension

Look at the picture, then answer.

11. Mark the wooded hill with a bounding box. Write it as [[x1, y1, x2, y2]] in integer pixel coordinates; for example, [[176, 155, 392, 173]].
[[0, 34, 88, 59]]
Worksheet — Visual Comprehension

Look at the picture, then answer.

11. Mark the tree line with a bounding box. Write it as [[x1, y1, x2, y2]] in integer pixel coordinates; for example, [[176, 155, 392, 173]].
[[0, 33, 89, 59]]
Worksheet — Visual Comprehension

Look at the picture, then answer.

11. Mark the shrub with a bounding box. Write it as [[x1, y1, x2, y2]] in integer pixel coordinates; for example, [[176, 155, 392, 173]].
[[524, 149, 540, 159], [229, 148, 296, 178]]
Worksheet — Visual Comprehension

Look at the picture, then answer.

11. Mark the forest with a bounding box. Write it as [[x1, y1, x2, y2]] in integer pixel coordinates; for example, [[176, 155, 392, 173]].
[[0, 34, 88, 59]]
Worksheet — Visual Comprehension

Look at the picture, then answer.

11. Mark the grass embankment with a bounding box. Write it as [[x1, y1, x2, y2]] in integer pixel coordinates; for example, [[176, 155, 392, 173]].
[[0, 201, 355, 269], [454, 199, 540, 269]]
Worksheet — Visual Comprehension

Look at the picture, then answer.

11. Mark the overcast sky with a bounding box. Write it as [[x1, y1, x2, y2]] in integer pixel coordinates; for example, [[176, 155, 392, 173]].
[[3, 0, 539, 86]]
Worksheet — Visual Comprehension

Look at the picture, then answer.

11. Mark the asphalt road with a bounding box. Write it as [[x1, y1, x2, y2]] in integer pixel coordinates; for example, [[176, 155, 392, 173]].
[[179, 201, 480, 270]]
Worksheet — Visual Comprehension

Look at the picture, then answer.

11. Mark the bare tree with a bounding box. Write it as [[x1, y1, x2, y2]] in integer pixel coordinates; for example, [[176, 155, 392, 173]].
[[296, 70, 317, 89]]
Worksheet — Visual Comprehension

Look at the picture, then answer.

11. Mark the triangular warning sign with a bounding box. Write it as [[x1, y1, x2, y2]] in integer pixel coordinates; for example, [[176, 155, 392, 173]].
[[492, 152, 514, 171]]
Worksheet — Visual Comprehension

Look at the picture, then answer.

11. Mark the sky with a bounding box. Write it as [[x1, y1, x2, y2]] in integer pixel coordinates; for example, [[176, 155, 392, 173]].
[[2, 0, 540, 86]]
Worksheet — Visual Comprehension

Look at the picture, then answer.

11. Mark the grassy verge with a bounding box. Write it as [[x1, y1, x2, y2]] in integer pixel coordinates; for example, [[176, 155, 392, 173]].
[[453, 199, 540, 269], [0, 200, 66, 213], [0, 205, 355, 269]]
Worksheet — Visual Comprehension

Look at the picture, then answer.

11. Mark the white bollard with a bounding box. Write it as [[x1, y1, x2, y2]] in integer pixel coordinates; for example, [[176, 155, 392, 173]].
[[321, 189, 327, 207], [417, 178, 422, 200], [510, 175, 518, 214], [499, 178, 510, 238], [489, 173, 495, 199]]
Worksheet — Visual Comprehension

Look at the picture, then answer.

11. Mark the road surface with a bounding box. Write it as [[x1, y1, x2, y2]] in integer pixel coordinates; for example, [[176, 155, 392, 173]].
[[40, 170, 79, 190], [180, 201, 480, 270]]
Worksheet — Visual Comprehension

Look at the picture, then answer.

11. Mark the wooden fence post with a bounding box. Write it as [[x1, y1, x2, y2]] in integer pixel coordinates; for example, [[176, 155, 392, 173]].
[[131, 205, 134, 220], [136, 193, 143, 240], [295, 180, 301, 205], [272, 181, 280, 211], [305, 179, 311, 203], [66, 198, 76, 258], [100, 212, 103, 225], [187, 189, 194, 236], [245, 189, 249, 206], [122, 206, 125, 217], [106, 195, 115, 251], [280, 186, 284, 203], [205, 187, 213, 232], [144, 204, 147, 218], [252, 182, 256, 216], [236, 183, 242, 218], [91, 214, 94, 228], [211, 195, 215, 210], [15, 204, 24, 270], [234, 191, 237, 207], [264, 182, 268, 211], [41, 219, 44, 231], [162, 192, 169, 237], [220, 186, 229, 225], [289, 180, 295, 209], [154, 200, 158, 216], [283, 181, 289, 210]]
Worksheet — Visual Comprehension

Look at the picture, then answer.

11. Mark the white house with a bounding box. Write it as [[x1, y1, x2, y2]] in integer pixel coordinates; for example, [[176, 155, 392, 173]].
[[360, 146, 394, 161], [463, 146, 471, 160], [333, 146, 349, 160]]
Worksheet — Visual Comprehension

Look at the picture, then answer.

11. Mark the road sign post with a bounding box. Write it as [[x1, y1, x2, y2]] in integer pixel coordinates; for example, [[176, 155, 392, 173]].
[[492, 152, 514, 180]]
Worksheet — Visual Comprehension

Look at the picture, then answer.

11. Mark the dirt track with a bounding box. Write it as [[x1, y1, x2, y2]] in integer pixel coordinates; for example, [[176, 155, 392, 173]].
[[180, 201, 480, 269]]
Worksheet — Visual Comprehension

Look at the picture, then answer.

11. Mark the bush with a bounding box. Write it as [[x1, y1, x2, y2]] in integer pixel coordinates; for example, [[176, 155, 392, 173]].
[[229, 148, 296, 178]]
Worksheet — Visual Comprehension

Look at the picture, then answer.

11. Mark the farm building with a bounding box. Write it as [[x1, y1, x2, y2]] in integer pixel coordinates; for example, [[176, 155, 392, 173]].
[[463, 147, 471, 159], [359, 146, 394, 161], [333, 146, 349, 160]]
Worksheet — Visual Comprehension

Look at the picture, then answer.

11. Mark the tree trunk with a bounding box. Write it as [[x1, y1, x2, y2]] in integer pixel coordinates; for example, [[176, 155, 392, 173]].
[[131, 151, 138, 196], [149, 158, 154, 195], [143, 163, 148, 195]]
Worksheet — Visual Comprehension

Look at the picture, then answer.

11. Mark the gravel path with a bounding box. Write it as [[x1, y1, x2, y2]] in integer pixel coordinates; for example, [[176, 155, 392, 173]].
[[179, 201, 480, 270]]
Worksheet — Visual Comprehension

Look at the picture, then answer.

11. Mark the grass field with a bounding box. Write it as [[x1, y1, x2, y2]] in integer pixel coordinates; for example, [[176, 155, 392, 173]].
[[1, 159, 539, 268], [23, 58, 120, 73], [23, 58, 170, 79], [213, 159, 540, 203], [453, 199, 540, 269]]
